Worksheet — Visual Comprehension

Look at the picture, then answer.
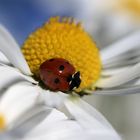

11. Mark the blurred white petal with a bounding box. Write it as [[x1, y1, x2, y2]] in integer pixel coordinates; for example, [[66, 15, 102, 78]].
[[22, 111, 83, 139], [0, 109, 65, 140], [101, 31, 140, 64], [104, 58, 140, 68], [15, 108, 120, 140], [0, 25, 31, 75], [96, 62, 140, 88], [64, 97, 112, 129], [64, 97, 120, 140], [103, 48, 140, 68], [41, 89, 68, 108], [0, 134, 13, 140], [0, 65, 37, 92], [101, 66, 130, 76], [94, 85, 140, 95], [0, 52, 9, 65], [0, 82, 43, 130]]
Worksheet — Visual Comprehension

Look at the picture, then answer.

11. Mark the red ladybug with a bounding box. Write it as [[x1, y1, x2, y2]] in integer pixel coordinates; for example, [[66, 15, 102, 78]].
[[39, 58, 81, 92]]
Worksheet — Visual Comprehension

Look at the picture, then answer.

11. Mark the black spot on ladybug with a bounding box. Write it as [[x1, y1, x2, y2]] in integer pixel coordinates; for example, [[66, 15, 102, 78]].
[[66, 61, 69, 64], [59, 65, 65, 71], [54, 78, 60, 84], [49, 59, 54, 61]]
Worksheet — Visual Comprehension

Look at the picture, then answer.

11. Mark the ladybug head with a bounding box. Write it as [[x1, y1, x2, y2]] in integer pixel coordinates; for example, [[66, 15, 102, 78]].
[[69, 72, 81, 91]]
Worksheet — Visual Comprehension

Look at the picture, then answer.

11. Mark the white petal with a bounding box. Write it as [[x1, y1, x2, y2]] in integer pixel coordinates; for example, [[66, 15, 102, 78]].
[[22, 121, 90, 140], [6, 108, 67, 138], [18, 109, 68, 137], [0, 133, 13, 140], [101, 66, 130, 76], [18, 108, 120, 140], [94, 85, 140, 95], [101, 31, 140, 64], [103, 56, 140, 69], [131, 79, 140, 86], [22, 132, 120, 140], [0, 25, 31, 75], [64, 97, 113, 129], [103, 48, 140, 68], [0, 82, 43, 130], [0, 65, 37, 92], [14, 108, 88, 140], [0, 52, 9, 64], [64, 97, 120, 140], [40, 89, 68, 108], [96, 62, 140, 88]]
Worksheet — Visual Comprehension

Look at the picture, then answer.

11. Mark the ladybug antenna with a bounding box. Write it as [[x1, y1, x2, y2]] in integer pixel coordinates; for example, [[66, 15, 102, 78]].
[[69, 71, 81, 90]]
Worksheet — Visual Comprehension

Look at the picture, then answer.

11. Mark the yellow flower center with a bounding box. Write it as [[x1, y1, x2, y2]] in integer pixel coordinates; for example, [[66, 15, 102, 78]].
[[22, 17, 101, 91]]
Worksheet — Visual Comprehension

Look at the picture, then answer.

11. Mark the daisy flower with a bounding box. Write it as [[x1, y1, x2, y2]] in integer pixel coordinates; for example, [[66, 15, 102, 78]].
[[1, 16, 137, 139], [33, 1, 140, 139]]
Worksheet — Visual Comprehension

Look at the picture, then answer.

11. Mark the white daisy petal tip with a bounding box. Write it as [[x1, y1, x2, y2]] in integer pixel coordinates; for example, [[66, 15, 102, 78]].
[[0, 24, 31, 75]]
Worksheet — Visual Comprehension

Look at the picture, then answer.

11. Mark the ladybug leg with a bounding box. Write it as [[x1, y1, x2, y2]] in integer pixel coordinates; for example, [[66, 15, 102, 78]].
[[69, 71, 81, 90]]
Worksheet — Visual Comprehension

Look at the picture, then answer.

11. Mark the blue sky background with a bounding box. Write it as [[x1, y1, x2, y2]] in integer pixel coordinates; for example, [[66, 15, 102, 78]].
[[0, 0, 74, 45]]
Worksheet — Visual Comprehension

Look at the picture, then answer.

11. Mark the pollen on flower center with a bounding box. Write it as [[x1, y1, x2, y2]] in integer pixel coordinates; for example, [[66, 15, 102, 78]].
[[21, 17, 101, 91]]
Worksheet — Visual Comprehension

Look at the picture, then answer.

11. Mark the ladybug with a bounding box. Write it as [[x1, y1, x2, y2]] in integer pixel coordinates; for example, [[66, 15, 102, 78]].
[[39, 58, 81, 92]]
